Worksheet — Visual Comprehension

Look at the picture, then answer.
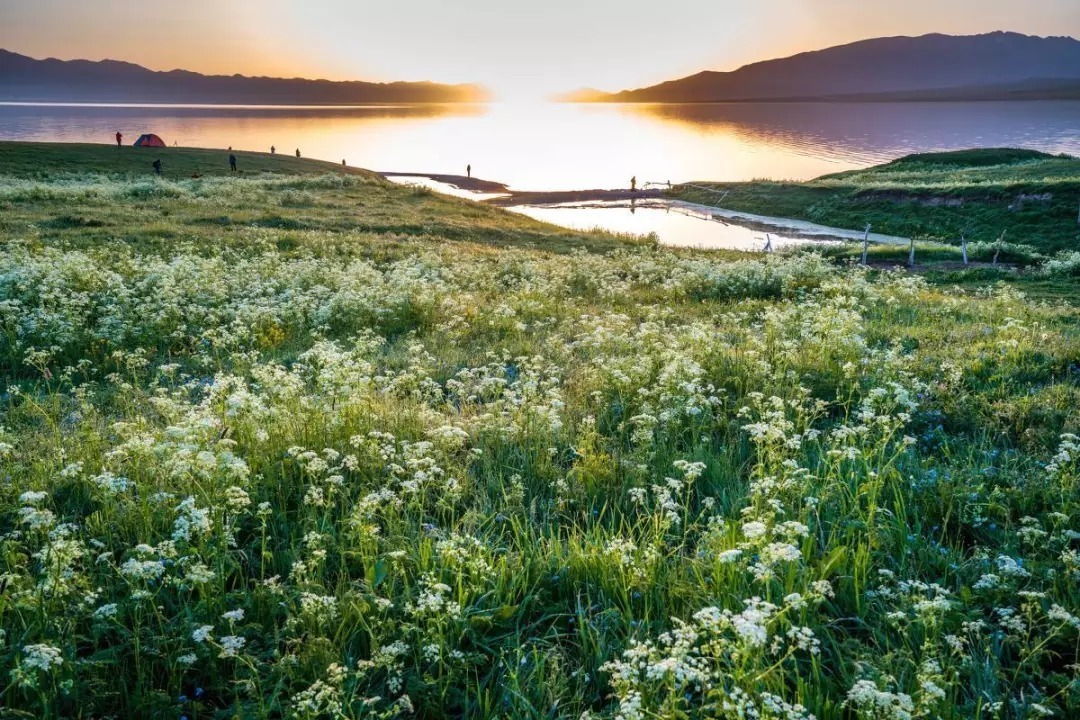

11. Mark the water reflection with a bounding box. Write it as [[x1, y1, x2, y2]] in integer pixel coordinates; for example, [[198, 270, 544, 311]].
[[512, 201, 837, 251], [1, 101, 1077, 188], [632, 102, 1080, 175]]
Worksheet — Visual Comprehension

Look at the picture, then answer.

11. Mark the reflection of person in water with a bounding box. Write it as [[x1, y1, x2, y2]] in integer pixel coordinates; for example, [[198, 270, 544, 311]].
[[630, 196, 637, 214]]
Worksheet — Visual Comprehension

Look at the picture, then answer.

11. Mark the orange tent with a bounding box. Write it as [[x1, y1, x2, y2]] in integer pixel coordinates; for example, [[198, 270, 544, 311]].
[[133, 134, 166, 147]]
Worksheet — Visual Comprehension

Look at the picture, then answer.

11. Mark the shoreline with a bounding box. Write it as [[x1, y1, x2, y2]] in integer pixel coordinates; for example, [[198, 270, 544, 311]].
[[667, 200, 909, 245], [381, 171, 907, 246]]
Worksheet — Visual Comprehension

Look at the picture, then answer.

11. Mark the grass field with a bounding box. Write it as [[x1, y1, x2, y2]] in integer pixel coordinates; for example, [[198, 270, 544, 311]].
[[1, 143, 1079, 719], [672, 149, 1080, 253], [0, 142, 369, 180], [0, 142, 650, 255]]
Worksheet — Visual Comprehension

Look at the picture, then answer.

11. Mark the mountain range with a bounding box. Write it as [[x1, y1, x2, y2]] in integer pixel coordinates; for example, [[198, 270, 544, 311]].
[[0, 50, 490, 104], [559, 32, 1080, 103]]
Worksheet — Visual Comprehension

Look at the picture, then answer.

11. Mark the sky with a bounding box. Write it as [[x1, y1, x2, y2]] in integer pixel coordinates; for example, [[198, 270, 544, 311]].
[[2, 0, 1079, 99]]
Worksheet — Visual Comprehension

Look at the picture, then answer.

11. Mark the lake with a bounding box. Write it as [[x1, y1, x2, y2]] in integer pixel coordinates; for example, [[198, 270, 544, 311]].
[[3, 100, 1078, 248], [3, 101, 1078, 189]]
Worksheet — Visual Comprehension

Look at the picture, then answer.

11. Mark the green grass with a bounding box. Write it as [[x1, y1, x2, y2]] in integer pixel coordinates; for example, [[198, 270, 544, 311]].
[[1, 142, 1079, 719], [0, 141, 369, 179], [673, 148, 1080, 253], [0, 142, 649, 255]]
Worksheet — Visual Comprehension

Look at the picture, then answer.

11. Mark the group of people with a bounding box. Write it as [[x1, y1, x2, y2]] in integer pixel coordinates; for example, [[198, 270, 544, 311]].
[[120, 128, 629, 189], [122, 133, 497, 179]]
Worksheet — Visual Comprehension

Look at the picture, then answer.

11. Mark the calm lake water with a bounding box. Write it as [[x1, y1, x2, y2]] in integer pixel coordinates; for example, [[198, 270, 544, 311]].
[[3, 101, 1078, 248], [3, 101, 1079, 189]]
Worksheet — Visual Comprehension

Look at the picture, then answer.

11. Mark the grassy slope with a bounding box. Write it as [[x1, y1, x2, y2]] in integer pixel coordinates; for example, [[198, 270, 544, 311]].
[[0, 142, 368, 179], [673, 148, 1080, 253], [0, 142, 649, 255]]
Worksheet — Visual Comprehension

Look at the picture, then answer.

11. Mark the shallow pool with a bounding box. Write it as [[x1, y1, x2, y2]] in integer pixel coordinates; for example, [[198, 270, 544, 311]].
[[387, 175, 846, 251], [511, 201, 841, 251]]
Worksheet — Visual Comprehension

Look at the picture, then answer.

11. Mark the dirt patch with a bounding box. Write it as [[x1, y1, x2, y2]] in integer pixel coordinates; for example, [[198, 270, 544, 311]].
[[1008, 192, 1053, 211]]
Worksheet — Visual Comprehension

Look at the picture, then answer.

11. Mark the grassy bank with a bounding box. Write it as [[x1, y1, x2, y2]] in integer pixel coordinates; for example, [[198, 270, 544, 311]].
[[0, 142, 649, 255], [1, 143, 1079, 718], [0, 142, 372, 179], [673, 148, 1080, 253]]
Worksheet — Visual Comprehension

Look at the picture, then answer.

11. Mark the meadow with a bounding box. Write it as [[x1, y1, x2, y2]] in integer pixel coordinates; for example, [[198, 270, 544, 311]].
[[0, 144, 1079, 719], [672, 149, 1080, 254]]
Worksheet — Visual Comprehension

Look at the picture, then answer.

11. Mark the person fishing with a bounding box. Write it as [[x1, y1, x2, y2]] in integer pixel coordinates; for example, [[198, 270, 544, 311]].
[[229, 153, 237, 172], [152, 159, 163, 176], [115, 131, 123, 147]]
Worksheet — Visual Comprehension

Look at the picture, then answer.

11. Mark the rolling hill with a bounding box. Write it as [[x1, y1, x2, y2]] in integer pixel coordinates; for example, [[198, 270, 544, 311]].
[[0, 49, 490, 104], [561, 32, 1080, 103]]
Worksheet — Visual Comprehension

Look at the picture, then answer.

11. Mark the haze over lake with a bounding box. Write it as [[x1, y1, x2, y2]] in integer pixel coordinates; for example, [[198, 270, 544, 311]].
[[2, 101, 1078, 189]]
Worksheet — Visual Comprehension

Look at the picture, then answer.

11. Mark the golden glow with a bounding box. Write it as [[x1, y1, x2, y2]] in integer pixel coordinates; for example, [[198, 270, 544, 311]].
[[3, 102, 1078, 188], [2, 1, 1078, 100]]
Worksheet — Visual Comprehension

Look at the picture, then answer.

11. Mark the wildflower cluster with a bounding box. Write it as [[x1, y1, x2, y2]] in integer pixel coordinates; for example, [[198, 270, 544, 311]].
[[1, 171, 1078, 718]]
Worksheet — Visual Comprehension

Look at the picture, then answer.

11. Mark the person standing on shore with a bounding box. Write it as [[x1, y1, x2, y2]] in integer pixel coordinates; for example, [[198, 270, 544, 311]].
[[271, 145, 276, 155], [229, 153, 237, 172], [152, 158, 162, 176], [295, 148, 301, 158], [630, 176, 637, 192], [467, 164, 471, 178], [115, 131, 123, 147]]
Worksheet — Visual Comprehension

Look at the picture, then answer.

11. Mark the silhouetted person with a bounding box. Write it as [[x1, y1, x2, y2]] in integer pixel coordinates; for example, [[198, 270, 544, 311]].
[[342, 159, 346, 166], [229, 153, 237, 171], [271, 145, 276, 155], [467, 164, 471, 178], [115, 131, 122, 147], [295, 148, 301, 158], [630, 176, 637, 192], [152, 159, 162, 176]]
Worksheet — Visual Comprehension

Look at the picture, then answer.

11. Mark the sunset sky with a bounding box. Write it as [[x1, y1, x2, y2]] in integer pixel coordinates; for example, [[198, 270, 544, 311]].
[[3, 0, 1079, 99]]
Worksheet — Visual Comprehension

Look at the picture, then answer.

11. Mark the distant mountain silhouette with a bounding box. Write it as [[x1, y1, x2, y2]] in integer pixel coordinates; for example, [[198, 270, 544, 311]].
[[0, 50, 490, 104], [559, 32, 1080, 103]]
